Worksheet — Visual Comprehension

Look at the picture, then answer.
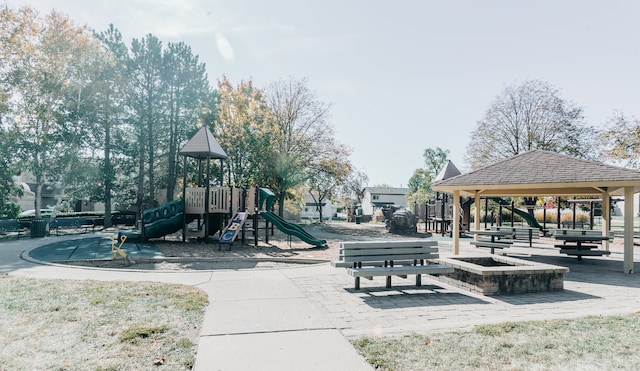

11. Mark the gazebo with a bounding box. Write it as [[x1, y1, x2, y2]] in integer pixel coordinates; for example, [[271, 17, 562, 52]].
[[432, 150, 640, 274]]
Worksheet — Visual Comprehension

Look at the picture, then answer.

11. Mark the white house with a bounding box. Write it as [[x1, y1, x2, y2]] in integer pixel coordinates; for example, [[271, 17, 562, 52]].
[[361, 187, 408, 216], [300, 194, 337, 221]]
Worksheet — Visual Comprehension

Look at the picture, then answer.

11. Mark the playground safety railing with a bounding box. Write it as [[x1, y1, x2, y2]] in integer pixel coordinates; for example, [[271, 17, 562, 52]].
[[185, 186, 258, 215]]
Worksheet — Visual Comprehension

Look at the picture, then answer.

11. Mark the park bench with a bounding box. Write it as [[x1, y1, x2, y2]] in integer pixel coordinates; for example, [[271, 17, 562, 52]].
[[553, 229, 614, 242], [0, 220, 28, 239], [50, 217, 94, 235], [470, 239, 513, 254], [553, 229, 613, 259], [490, 226, 539, 247], [561, 221, 585, 229], [331, 239, 453, 290]]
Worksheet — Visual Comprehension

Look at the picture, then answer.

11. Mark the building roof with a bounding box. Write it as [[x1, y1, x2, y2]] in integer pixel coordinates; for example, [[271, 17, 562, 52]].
[[432, 150, 640, 197], [179, 126, 228, 159], [365, 187, 408, 195]]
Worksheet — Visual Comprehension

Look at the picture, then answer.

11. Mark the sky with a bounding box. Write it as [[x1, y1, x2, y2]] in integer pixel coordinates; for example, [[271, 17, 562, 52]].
[[9, 0, 640, 187]]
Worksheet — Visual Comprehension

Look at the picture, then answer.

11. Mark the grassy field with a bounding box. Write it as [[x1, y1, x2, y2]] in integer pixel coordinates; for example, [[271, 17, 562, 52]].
[[0, 275, 208, 370], [352, 314, 640, 370]]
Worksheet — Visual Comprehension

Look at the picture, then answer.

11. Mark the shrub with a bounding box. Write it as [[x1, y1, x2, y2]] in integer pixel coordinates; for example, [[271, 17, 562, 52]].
[[534, 208, 590, 224]]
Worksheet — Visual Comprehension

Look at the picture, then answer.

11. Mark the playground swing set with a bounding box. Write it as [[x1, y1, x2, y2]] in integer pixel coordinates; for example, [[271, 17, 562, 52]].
[[119, 126, 326, 249]]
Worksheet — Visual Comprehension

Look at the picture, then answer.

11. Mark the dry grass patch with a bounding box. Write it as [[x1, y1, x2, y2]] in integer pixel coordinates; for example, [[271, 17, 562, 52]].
[[353, 314, 640, 370], [0, 275, 208, 370]]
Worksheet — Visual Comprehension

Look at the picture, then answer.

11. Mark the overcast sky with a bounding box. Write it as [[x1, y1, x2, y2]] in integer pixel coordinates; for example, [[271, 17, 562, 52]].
[[9, 0, 640, 187]]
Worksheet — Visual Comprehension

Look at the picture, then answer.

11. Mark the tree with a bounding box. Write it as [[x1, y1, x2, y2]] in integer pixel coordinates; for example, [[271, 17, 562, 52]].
[[265, 77, 332, 216], [214, 76, 269, 187], [465, 80, 595, 170], [85, 24, 131, 227], [407, 147, 449, 205], [599, 112, 640, 168], [1, 6, 104, 217], [161, 41, 211, 201], [0, 127, 22, 218], [305, 139, 352, 222], [342, 169, 369, 205], [128, 34, 165, 213]]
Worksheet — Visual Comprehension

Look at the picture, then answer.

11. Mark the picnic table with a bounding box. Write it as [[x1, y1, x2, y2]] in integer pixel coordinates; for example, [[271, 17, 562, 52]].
[[554, 234, 611, 260], [469, 229, 513, 254]]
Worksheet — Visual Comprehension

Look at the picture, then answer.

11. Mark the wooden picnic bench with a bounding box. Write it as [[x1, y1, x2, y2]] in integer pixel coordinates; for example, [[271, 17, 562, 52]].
[[331, 240, 453, 290], [50, 217, 94, 235], [469, 229, 513, 254], [490, 226, 539, 247], [0, 220, 28, 239], [553, 229, 612, 260]]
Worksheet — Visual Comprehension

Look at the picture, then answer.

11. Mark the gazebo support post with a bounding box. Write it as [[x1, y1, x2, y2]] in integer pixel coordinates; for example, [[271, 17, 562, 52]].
[[601, 190, 610, 251], [624, 186, 635, 274], [474, 192, 481, 245], [453, 190, 460, 255]]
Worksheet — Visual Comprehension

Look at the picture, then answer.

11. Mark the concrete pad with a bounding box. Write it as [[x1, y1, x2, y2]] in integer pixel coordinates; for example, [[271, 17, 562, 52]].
[[201, 298, 333, 335], [278, 262, 337, 279], [195, 329, 373, 371], [209, 268, 290, 282], [207, 272, 304, 300]]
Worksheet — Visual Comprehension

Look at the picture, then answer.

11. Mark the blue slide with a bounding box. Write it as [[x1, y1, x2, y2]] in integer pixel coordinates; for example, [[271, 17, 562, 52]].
[[260, 211, 327, 247]]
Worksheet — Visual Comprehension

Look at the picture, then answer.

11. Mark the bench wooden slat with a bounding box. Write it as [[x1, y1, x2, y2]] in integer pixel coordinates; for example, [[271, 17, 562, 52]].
[[340, 240, 437, 249], [347, 264, 454, 289], [470, 239, 512, 254], [342, 253, 439, 263], [490, 226, 538, 247], [331, 260, 419, 268], [560, 249, 611, 256], [347, 264, 454, 277], [340, 246, 438, 257]]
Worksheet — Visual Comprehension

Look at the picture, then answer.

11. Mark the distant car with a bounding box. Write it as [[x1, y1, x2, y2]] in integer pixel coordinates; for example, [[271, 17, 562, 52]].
[[17, 209, 56, 218]]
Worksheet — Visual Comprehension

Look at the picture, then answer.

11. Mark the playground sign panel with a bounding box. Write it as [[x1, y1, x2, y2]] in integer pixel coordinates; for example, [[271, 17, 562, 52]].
[[219, 212, 248, 244]]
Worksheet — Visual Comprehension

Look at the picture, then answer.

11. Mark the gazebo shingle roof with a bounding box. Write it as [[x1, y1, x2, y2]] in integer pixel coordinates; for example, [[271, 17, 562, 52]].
[[432, 150, 640, 196]]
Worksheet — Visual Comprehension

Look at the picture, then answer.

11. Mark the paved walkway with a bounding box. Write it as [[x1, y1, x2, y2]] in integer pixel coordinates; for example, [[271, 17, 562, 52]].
[[2, 233, 640, 370]]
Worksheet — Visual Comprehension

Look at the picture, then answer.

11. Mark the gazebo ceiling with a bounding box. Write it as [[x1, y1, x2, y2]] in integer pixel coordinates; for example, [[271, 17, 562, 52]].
[[432, 150, 640, 197]]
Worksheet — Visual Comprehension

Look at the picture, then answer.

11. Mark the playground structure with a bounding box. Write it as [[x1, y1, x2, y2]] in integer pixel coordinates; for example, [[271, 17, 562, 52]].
[[414, 193, 465, 236], [120, 126, 326, 248]]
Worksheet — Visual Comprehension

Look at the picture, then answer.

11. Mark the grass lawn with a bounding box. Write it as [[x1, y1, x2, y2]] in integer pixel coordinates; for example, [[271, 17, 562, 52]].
[[0, 275, 208, 370], [352, 314, 640, 370]]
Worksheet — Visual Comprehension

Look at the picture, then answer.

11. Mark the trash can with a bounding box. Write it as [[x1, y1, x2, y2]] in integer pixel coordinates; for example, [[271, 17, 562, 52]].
[[355, 216, 361, 224], [30, 218, 49, 238]]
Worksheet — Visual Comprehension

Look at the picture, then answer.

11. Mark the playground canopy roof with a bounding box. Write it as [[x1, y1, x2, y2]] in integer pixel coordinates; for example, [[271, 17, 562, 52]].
[[434, 160, 462, 183], [179, 126, 228, 159], [431, 150, 640, 197]]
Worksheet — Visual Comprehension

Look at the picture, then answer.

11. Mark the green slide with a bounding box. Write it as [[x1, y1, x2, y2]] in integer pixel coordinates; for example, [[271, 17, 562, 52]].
[[260, 211, 327, 247], [507, 207, 546, 231], [120, 199, 184, 242], [488, 197, 546, 231]]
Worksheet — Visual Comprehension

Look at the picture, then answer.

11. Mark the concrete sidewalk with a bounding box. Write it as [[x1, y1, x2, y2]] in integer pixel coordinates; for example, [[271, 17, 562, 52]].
[[1, 234, 373, 370], [3, 234, 640, 370]]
